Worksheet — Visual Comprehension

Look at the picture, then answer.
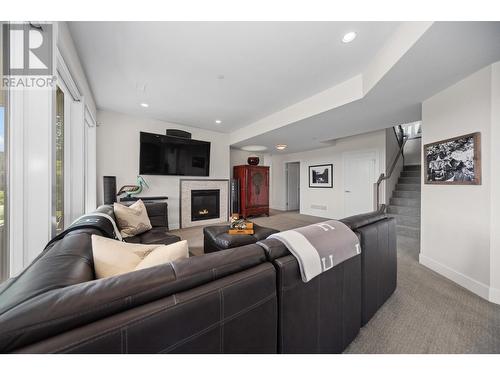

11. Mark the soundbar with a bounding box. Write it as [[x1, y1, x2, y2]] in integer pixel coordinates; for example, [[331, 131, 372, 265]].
[[166, 129, 192, 139]]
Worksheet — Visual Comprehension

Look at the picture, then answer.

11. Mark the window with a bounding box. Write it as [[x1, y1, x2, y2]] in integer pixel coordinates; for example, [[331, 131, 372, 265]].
[[55, 86, 65, 234], [0, 23, 8, 281]]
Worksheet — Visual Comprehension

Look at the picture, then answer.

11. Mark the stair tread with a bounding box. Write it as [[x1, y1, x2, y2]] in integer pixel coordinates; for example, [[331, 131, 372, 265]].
[[397, 224, 420, 231], [387, 210, 421, 218], [389, 201, 420, 208], [388, 204, 419, 209], [398, 179, 421, 183], [388, 212, 421, 218], [389, 198, 420, 208], [389, 166, 422, 226], [403, 165, 422, 169]]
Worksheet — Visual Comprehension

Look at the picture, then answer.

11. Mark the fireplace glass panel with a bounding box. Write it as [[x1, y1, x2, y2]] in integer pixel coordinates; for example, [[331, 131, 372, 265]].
[[191, 189, 220, 221]]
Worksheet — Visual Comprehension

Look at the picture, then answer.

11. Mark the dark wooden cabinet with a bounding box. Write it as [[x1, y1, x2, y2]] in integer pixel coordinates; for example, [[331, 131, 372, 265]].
[[233, 165, 270, 218]]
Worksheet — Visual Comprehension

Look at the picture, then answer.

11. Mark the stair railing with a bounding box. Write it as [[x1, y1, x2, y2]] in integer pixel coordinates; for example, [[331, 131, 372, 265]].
[[374, 134, 408, 211], [393, 124, 405, 148]]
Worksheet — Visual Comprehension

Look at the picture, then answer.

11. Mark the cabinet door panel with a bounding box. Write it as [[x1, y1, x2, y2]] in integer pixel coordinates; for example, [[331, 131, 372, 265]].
[[247, 167, 269, 207]]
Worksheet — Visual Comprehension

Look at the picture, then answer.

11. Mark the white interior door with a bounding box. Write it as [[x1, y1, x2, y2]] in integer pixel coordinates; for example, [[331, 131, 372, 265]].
[[344, 153, 377, 217], [286, 162, 300, 211]]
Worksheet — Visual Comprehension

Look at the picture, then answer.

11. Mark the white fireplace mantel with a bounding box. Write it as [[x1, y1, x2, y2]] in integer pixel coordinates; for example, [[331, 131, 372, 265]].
[[179, 179, 230, 228]]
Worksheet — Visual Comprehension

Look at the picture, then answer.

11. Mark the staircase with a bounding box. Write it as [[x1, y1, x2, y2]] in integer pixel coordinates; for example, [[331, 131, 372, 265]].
[[387, 165, 421, 240]]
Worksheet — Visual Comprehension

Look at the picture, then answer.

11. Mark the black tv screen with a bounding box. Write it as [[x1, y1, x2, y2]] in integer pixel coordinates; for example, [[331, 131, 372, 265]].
[[139, 132, 211, 176]]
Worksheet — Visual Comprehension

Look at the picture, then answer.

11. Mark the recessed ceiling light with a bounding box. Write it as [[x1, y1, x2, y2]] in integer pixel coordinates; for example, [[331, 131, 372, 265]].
[[140, 103, 149, 108], [241, 145, 268, 152], [215, 119, 222, 124], [342, 31, 357, 43], [276, 144, 287, 151]]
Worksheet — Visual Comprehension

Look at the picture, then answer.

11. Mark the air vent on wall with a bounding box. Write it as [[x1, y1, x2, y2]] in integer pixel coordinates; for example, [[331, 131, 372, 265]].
[[310, 204, 327, 211]]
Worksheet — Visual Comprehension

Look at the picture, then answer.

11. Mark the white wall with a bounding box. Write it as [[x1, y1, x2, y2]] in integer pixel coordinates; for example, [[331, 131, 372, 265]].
[[420, 63, 500, 303], [58, 22, 98, 213], [268, 130, 386, 218], [404, 137, 422, 165], [96, 110, 230, 230], [490, 62, 500, 303], [229, 149, 268, 178], [58, 22, 97, 117]]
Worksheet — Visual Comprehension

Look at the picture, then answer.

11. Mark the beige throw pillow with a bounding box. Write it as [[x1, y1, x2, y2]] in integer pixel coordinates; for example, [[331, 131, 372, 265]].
[[91, 235, 189, 279], [113, 200, 152, 238]]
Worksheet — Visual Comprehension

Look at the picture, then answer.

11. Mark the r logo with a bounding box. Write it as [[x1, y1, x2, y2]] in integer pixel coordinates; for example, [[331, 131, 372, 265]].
[[3, 23, 53, 76]]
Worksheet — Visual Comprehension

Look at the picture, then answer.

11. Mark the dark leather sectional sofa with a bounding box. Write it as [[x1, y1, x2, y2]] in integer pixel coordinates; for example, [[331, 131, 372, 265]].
[[0, 204, 396, 354]]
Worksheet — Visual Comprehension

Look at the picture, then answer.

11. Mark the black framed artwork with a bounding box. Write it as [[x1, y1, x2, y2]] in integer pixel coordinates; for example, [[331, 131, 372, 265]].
[[308, 164, 333, 188], [424, 132, 481, 185]]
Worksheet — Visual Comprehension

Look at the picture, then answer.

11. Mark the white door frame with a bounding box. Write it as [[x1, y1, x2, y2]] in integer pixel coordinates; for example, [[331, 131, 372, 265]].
[[84, 106, 97, 213], [55, 77, 73, 231], [285, 161, 300, 211], [8, 24, 56, 275]]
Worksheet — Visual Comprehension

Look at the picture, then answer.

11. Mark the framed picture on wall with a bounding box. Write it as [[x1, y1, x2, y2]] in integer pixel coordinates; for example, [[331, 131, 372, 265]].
[[424, 132, 481, 185], [309, 164, 333, 188]]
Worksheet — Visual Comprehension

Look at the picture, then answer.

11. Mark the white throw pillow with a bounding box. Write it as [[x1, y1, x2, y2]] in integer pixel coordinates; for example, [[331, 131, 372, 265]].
[[91, 235, 189, 279], [113, 200, 152, 238]]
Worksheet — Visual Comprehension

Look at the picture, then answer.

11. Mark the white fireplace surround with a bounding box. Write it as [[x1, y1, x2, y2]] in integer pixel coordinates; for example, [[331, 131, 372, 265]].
[[180, 179, 229, 228]]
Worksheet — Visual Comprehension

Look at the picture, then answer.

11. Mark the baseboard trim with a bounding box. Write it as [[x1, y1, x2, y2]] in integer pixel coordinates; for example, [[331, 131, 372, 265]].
[[419, 254, 490, 301], [270, 205, 287, 211], [489, 287, 500, 305]]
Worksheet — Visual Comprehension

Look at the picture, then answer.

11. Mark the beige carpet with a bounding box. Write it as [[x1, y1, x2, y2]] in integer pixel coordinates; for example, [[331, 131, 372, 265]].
[[169, 210, 326, 256], [171, 210, 500, 353]]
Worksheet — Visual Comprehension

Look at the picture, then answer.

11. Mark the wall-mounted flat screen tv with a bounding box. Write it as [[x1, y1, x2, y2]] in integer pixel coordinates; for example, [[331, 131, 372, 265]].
[[139, 131, 211, 176]]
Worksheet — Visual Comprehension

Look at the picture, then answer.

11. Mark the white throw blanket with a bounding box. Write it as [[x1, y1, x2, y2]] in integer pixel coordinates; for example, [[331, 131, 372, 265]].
[[268, 220, 360, 282]]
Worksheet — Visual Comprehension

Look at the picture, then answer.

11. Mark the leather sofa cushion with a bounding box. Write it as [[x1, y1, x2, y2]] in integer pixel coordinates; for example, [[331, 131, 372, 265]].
[[356, 217, 397, 325], [257, 238, 290, 261], [0, 243, 266, 353], [340, 209, 387, 230], [123, 227, 181, 245], [16, 262, 278, 354], [143, 202, 168, 228], [121, 201, 168, 228], [97, 203, 176, 245], [0, 228, 97, 317], [273, 254, 361, 353], [140, 228, 181, 245]]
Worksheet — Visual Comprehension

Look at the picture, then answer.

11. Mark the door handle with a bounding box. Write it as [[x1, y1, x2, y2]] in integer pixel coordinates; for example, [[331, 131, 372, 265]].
[[345, 190, 351, 193]]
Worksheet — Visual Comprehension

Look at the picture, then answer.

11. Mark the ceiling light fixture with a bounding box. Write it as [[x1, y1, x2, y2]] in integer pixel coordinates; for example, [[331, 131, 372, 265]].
[[241, 145, 268, 152], [140, 103, 149, 108], [342, 31, 357, 43], [215, 119, 222, 124], [276, 144, 287, 151]]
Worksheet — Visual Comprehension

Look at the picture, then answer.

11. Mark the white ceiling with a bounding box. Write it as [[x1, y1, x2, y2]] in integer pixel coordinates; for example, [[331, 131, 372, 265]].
[[68, 21, 399, 132], [231, 21, 500, 153], [69, 21, 500, 154]]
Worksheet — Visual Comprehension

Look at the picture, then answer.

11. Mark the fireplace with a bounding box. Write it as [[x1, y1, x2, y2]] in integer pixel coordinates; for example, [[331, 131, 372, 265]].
[[180, 179, 229, 228], [191, 189, 220, 222]]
